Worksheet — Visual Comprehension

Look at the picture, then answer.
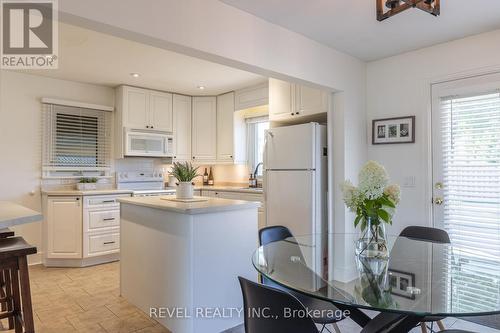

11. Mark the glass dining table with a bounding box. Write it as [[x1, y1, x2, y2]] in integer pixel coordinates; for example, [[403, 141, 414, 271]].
[[252, 233, 500, 333]]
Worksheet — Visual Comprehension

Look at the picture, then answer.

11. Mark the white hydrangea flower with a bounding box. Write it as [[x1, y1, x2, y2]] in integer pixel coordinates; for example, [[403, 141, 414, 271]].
[[358, 161, 389, 200], [384, 184, 401, 204], [341, 180, 361, 212]]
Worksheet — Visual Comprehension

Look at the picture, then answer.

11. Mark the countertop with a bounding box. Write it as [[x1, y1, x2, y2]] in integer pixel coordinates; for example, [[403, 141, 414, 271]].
[[194, 185, 263, 194], [118, 196, 260, 215], [42, 189, 134, 196], [0, 201, 43, 228]]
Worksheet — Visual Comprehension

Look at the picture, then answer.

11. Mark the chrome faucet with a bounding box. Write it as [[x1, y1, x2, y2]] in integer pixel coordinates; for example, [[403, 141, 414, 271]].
[[253, 162, 263, 179]]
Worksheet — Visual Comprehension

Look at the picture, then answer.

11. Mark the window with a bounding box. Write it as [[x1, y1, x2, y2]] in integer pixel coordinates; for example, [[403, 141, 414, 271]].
[[247, 117, 269, 177], [42, 104, 111, 178], [437, 90, 500, 313]]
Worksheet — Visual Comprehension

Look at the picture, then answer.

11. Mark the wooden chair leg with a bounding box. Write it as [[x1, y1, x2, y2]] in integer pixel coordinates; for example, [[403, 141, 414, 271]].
[[0, 269, 6, 312], [4, 269, 14, 330], [436, 320, 445, 331], [10, 268, 22, 333], [18, 256, 34, 333], [420, 322, 428, 333]]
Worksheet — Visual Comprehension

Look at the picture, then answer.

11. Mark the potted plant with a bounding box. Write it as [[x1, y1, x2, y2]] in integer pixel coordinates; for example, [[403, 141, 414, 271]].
[[171, 162, 200, 199], [76, 177, 98, 191], [341, 161, 400, 259]]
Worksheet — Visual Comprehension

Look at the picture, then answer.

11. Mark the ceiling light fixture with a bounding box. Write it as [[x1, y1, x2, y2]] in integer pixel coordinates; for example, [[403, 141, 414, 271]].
[[197, 86, 205, 90], [377, 0, 440, 21], [130, 73, 140, 78]]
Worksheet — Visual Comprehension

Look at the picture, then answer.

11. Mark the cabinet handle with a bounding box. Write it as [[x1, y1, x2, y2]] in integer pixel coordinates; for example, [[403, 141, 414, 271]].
[[103, 218, 115, 221], [102, 200, 115, 203], [103, 241, 116, 245]]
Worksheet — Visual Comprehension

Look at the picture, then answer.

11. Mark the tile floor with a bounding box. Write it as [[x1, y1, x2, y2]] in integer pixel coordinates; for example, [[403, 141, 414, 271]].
[[1, 262, 498, 333], [0, 262, 170, 333]]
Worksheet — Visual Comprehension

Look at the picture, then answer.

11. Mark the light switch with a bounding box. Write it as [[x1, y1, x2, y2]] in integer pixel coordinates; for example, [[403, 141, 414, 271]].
[[403, 176, 416, 188]]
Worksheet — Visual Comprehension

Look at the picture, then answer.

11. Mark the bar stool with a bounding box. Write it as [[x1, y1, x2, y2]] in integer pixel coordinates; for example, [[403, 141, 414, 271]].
[[0, 228, 15, 328], [0, 236, 36, 333]]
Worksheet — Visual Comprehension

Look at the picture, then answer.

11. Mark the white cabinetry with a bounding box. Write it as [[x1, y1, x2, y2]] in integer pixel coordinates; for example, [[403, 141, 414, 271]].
[[115, 86, 173, 158], [192, 96, 217, 162], [234, 82, 269, 110], [216, 92, 247, 164], [43, 193, 130, 267], [269, 78, 329, 122], [173, 94, 192, 162], [46, 196, 82, 259]]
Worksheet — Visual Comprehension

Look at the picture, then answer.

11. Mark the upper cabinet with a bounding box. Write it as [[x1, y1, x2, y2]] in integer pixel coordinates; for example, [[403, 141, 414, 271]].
[[217, 92, 247, 164], [234, 82, 269, 111], [192, 96, 217, 162], [269, 78, 330, 122], [173, 94, 192, 162], [117, 86, 172, 131]]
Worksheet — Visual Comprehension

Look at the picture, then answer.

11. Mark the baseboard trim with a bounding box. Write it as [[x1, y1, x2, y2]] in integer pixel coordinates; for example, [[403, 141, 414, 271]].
[[43, 253, 120, 267]]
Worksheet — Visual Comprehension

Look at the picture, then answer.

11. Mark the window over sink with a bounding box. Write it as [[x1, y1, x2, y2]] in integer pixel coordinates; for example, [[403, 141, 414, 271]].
[[246, 116, 269, 177]]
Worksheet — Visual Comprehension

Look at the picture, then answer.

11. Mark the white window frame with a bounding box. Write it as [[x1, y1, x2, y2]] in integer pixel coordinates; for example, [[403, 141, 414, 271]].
[[246, 116, 269, 178]]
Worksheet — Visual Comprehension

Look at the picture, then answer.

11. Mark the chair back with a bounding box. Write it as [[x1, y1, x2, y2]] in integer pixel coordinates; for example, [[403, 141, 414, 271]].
[[399, 226, 450, 244], [259, 226, 293, 246], [238, 277, 318, 333]]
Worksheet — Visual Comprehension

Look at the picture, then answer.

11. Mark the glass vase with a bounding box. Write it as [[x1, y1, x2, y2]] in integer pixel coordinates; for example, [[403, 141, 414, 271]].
[[355, 216, 389, 259]]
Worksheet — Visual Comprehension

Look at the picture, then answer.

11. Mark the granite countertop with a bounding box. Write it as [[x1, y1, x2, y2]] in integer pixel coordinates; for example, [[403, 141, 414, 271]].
[[42, 189, 134, 196], [0, 201, 43, 228], [194, 185, 263, 194], [118, 196, 260, 215]]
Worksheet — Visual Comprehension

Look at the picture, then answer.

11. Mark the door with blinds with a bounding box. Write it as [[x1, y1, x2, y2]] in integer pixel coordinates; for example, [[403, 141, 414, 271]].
[[432, 73, 500, 313]]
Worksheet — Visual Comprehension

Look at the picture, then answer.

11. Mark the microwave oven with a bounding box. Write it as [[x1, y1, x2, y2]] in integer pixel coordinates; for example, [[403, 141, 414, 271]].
[[124, 129, 174, 157]]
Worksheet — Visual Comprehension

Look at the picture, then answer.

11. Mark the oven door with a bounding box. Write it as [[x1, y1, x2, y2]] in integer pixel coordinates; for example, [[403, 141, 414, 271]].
[[125, 131, 173, 157]]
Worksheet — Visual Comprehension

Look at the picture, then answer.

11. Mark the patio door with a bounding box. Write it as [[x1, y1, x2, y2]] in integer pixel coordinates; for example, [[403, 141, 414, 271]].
[[432, 73, 500, 312]]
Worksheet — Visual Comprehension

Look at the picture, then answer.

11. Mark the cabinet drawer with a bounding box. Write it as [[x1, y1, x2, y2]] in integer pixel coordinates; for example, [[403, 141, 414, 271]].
[[88, 232, 120, 255], [88, 210, 120, 230]]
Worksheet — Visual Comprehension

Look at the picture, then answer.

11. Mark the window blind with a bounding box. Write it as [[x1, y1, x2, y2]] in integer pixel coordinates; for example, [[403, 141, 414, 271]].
[[439, 91, 500, 313], [42, 104, 111, 176]]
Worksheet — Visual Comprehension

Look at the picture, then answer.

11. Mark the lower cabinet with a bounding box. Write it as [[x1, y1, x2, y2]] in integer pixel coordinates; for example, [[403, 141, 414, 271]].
[[46, 196, 82, 259], [44, 193, 130, 266]]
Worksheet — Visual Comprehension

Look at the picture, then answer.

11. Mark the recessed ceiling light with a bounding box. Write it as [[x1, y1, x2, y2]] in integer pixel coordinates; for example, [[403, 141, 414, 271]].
[[130, 73, 140, 78], [197, 86, 205, 90]]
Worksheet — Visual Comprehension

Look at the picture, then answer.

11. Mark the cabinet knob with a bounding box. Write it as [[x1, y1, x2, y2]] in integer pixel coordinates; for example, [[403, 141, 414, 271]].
[[230, 155, 233, 159], [193, 156, 195, 159], [146, 125, 150, 128], [295, 111, 300, 115], [151, 126, 154, 129], [290, 113, 294, 116], [174, 156, 177, 159]]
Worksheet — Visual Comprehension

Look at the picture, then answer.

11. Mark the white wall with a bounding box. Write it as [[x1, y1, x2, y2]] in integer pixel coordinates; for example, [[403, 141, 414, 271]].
[[0, 70, 114, 264], [366, 29, 500, 235], [57, 0, 368, 232]]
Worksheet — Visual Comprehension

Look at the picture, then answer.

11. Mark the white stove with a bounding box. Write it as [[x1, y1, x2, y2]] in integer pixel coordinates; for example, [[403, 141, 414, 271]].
[[116, 171, 176, 197]]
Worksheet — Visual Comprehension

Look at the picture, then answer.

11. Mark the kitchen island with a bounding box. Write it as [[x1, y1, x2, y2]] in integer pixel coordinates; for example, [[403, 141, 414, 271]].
[[118, 196, 260, 333]]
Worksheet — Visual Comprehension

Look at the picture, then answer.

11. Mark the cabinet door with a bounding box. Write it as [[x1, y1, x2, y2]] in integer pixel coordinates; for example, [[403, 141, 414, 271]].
[[295, 85, 329, 117], [234, 82, 269, 110], [192, 97, 217, 161], [217, 92, 235, 162], [47, 197, 82, 259], [173, 94, 192, 162], [269, 78, 294, 121], [123, 86, 149, 129], [150, 91, 173, 131]]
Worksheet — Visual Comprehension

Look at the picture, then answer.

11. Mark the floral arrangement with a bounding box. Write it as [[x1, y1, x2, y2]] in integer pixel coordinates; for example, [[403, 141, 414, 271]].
[[78, 177, 98, 183], [341, 161, 400, 231]]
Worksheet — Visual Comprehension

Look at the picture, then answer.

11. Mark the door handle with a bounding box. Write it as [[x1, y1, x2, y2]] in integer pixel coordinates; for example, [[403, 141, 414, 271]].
[[434, 197, 444, 205]]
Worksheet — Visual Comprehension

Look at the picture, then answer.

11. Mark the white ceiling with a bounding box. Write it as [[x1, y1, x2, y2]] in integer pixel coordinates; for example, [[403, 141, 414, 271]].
[[220, 0, 500, 61], [23, 23, 266, 95]]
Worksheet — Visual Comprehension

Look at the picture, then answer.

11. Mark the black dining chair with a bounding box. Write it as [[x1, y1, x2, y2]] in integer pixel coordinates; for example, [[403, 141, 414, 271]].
[[259, 226, 347, 333], [238, 276, 320, 333], [399, 226, 450, 333]]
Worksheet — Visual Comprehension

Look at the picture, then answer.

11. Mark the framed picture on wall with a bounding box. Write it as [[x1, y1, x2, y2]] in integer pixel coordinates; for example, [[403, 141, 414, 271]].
[[388, 269, 416, 300], [372, 116, 415, 144]]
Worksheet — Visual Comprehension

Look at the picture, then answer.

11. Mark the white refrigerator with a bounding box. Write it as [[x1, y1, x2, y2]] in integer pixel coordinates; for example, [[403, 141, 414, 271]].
[[264, 122, 328, 283]]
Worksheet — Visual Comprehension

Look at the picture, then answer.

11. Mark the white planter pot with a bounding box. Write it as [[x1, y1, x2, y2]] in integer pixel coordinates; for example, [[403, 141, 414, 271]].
[[176, 182, 194, 199], [76, 183, 97, 191]]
